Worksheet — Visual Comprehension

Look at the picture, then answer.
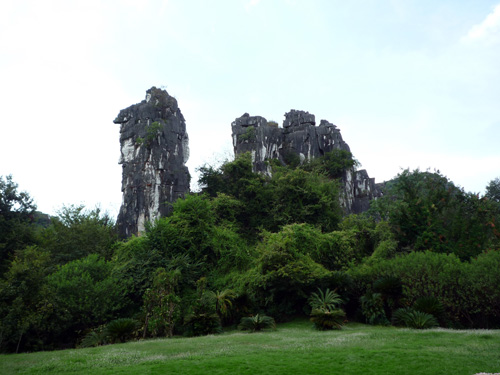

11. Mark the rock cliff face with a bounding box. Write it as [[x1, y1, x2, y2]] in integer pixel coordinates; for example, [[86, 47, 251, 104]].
[[231, 110, 382, 214], [114, 87, 190, 237]]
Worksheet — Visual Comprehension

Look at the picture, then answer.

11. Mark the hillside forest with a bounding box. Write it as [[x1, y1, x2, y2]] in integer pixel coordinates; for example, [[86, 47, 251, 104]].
[[1, 152, 500, 353]]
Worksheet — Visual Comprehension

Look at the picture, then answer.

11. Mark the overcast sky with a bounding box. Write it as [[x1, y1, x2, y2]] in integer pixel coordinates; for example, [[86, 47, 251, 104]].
[[1, 0, 499, 217]]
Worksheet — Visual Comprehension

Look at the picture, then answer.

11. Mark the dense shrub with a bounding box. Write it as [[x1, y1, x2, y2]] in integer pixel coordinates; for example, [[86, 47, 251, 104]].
[[238, 314, 276, 332], [349, 250, 500, 327], [465, 250, 500, 327], [413, 296, 444, 320], [308, 288, 343, 312], [47, 254, 126, 335], [79, 328, 108, 348], [370, 169, 500, 259], [310, 309, 346, 330], [142, 268, 181, 338], [105, 318, 139, 344], [240, 225, 333, 318], [39, 205, 117, 264], [0, 246, 56, 353], [360, 292, 389, 325], [392, 308, 439, 329], [183, 312, 222, 336], [308, 288, 346, 330]]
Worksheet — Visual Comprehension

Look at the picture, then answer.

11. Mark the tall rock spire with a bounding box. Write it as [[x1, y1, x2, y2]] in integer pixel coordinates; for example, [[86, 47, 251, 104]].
[[114, 87, 190, 237]]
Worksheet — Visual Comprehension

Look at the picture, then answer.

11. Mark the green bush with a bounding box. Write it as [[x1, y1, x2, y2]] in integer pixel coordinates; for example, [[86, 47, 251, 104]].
[[310, 309, 346, 330], [79, 327, 108, 348], [47, 254, 126, 333], [308, 288, 343, 312], [238, 314, 276, 332], [349, 250, 500, 327], [238, 127, 257, 142], [105, 318, 139, 344], [308, 288, 346, 330], [392, 308, 438, 329], [360, 292, 389, 325], [465, 250, 500, 327], [243, 226, 332, 318], [142, 268, 181, 338], [268, 168, 342, 232], [143, 121, 162, 146], [39, 205, 117, 265], [184, 312, 222, 336], [370, 169, 500, 259], [303, 149, 359, 179], [413, 296, 444, 319]]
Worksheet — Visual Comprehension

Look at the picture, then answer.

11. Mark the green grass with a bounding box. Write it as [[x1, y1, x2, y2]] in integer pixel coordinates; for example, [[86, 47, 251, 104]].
[[1, 320, 499, 375]]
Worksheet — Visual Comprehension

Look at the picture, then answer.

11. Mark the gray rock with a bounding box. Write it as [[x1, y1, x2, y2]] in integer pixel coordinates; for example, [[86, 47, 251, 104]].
[[231, 110, 382, 214], [114, 87, 190, 237]]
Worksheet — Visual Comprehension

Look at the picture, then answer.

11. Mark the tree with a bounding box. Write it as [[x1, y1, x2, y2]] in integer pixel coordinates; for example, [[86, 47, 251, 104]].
[[39, 205, 117, 265], [47, 254, 126, 343], [242, 225, 333, 318], [485, 177, 500, 203], [207, 289, 236, 322], [142, 267, 181, 338], [370, 169, 500, 259], [0, 246, 56, 353], [267, 167, 342, 232], [197, 153, 343, 236], [0, 175, 37, 276]]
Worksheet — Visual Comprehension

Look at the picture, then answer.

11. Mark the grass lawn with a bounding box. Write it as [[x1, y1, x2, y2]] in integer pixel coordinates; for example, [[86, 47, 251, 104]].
[[1, 320, 499, 375]]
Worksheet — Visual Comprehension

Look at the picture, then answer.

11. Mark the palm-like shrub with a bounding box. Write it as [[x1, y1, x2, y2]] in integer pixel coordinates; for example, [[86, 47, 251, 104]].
[[184, 312, 222, 337], [105, 318, 139, 343], [79, 329, 108, 348], [238, 314, 276, 332], [310, 308, 346, 330], [392, 308, 438, 329], [206, 289, 237, 321], [413, 296, 444, 319], [392, 307, 414, 327], [309, 288, 343, 311]]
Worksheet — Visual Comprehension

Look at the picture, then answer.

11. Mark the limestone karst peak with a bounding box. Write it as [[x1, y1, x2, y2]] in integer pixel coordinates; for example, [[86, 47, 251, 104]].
[[114, 87, 190, 238]]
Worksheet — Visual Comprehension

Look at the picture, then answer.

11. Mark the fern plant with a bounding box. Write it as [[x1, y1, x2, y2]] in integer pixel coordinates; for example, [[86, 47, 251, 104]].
[[238, 314, 276, 332]]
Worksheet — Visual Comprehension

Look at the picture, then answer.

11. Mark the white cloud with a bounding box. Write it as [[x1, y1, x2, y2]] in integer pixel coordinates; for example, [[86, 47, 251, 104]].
[[462, 3, 500, 43]]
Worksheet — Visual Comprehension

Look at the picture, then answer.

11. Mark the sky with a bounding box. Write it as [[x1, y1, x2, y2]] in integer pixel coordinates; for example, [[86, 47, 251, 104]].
[[1, 0, 499, 217]]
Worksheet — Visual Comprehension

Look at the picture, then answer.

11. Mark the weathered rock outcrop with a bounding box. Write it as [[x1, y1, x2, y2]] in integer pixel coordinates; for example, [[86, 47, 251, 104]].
[[231, 110, 382, 214], [114, 87, 190, 237]]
